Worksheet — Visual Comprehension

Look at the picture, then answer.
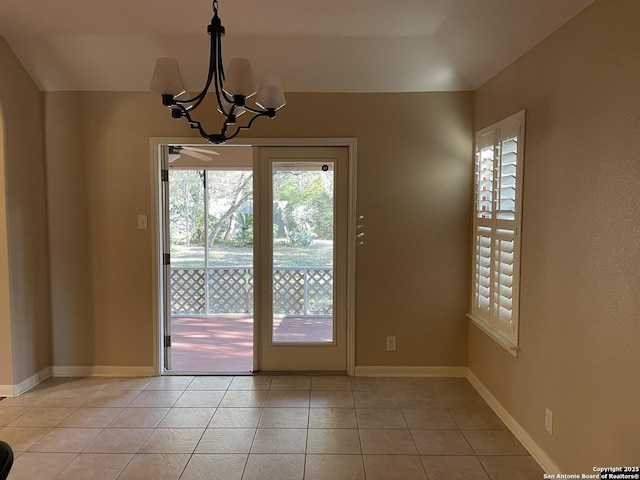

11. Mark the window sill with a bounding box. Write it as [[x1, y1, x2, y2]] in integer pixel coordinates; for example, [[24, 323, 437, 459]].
[[466, 313, 519, 358]]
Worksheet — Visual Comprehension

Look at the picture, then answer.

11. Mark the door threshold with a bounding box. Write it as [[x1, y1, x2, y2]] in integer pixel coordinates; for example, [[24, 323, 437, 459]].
[[162, 370, 349, 376], [163, 371, 253, 376], [254, 371, 349, 376]]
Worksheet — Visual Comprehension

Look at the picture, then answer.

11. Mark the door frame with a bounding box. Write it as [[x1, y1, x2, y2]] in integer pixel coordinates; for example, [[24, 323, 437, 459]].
[[150, 137, 358, 376]]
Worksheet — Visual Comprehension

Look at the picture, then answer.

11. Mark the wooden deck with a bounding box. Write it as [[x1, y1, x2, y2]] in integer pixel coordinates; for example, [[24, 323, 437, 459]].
[[169, 315, 332, 372]]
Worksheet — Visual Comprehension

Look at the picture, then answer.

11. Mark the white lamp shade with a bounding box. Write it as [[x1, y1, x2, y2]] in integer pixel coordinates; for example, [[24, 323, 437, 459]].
[[256, 76, 286, 110], [223, 58, 256, 97], [150, 58, 186, 96]]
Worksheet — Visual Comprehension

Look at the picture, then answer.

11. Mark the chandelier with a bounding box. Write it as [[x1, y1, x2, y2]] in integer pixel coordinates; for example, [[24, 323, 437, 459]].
[[150, 0, 286, 144]]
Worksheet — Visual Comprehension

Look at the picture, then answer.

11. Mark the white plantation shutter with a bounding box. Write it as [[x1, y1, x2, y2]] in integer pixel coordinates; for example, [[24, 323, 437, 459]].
[[494, 228, 515, 338], [496, 122, 519, 221], [476, 131, 495, 219], [474, 226, 492, 314], [470, 111, 524, 350]]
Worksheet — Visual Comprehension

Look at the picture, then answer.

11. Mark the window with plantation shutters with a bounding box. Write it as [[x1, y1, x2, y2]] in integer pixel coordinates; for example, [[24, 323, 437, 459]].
[[468, 111, 525, 353]]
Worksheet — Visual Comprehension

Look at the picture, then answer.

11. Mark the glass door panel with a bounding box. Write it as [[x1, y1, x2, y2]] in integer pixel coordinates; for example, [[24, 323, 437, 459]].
[[272, 161, 335, 344]]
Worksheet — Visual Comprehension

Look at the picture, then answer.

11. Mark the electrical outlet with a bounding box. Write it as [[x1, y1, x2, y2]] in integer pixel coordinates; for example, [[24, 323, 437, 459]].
[[386, 336, 396, 351], [545, 408, 553, 434]]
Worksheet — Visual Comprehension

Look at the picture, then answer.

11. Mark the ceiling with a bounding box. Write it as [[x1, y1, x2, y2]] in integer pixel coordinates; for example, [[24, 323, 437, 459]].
[[0, 0, 593, 93]]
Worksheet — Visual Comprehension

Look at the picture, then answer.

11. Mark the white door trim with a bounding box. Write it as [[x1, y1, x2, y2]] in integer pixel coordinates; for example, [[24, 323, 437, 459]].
[[150, 137, 357, 376]]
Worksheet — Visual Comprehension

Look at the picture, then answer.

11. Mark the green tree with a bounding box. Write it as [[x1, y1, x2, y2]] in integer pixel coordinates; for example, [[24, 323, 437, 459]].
[[169, 170, 204, 246], [206, 171, 253, 245], [273, 168, 334, 243], [233, 212, 253, 247]]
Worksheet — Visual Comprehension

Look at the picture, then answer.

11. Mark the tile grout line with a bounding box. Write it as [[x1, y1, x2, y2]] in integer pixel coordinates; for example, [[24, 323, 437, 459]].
[[241, 381, 261, 480]]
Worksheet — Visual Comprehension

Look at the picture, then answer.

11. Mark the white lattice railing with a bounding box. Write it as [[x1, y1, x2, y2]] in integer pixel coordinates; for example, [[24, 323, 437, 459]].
[[170, 266, 333, 316]]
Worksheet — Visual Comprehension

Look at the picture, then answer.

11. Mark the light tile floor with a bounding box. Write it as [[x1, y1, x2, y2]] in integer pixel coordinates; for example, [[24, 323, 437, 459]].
[[0, 376, 545, 479]]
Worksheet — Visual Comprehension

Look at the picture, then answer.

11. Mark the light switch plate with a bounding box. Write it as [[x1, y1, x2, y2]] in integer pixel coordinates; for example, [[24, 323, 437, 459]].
[[386, 336, 397, 351], [138, 215, 148, 230]]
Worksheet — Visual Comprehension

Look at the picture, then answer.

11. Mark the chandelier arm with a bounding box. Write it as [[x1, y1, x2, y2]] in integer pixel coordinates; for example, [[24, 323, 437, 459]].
[[213, 33, 233, 115], [225, 111, 272, 141], [180, 98, 237, 144], [217, 28, 235, 106], [174, 69, 209, 105], [183, 108, 227, 144], [243, 105, 268, 115], [177, 26, 219, 110], [170, 102, 190, 118]]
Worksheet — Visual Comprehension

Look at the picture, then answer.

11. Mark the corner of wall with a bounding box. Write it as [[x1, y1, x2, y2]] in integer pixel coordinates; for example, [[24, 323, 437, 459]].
[[466, 368, 561, 475]]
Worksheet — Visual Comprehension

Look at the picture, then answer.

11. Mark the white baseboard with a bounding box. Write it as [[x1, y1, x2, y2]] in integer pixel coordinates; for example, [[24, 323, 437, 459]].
[[0, 367, 51, 397], [467, 369, 561, 475], [91, 366, 155, 377], [1, 366, 155, 398], [51, 365, 155, 377], [50, 366, 95, 377], [354, 366, 468, 377]]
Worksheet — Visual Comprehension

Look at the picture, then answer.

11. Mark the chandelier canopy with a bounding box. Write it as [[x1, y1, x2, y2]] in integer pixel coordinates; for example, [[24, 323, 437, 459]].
[[150, 0, 286, 144]]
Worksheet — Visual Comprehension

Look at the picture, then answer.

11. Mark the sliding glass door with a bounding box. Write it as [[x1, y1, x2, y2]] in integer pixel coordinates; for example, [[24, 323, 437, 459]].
[[160, 145, 349, 373]]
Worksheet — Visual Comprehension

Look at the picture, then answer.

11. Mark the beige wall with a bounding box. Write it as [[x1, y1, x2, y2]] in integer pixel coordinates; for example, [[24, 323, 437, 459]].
[[45, 94, 95, 367], [45, 93, 162, 367], [44, 91, 473, 369], [0, 37, 52, 385], [0, 100, 14, 387], [470, 0, 640, 471]]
